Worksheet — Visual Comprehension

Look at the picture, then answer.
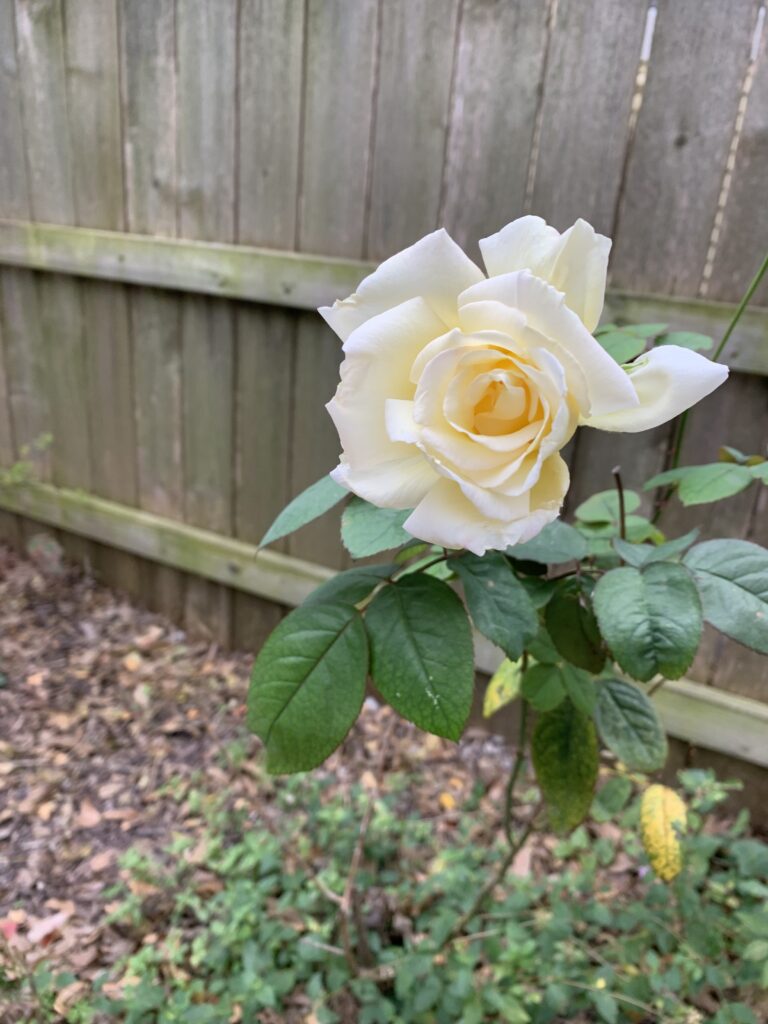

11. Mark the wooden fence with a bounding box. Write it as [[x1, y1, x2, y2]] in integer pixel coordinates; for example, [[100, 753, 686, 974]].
[[0, 0, 767, 777]]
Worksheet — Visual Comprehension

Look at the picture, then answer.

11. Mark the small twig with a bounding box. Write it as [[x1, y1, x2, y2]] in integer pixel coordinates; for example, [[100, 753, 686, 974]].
[[435, 801, 543, 950], [647, 677, 666, 698], [548, 979, 660, 1019], [612, 466, 627, 541], [503, 681, 528, 847]]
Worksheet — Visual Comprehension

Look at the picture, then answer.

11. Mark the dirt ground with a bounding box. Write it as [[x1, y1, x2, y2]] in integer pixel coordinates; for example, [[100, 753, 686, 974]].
[[0, 544, 518, 1018]]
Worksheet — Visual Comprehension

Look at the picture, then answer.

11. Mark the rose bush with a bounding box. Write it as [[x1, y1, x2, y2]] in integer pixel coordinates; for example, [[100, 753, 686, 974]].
[[322, 217, 728, 553]]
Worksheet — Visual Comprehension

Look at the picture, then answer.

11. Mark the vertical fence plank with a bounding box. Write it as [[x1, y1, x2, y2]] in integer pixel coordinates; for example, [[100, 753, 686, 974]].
[[290, 0, 379, 568], [441, 0, 548, 258], [232, 0, 306, 648], [610, 0, 758, 294], [64, 0, 141, 597], [707, 26, 768, 307], [119, 0, 185, 621], [14, 0, 91, 565], [176, 0, 236, 644], [0, 0, 34, 545], [367, 0, 461, 260], [531, 0, 648, 234]]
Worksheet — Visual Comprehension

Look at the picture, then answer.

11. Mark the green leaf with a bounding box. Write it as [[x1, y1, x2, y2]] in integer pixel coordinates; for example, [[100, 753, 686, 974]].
[[527, 624, 561, 664], [560, 663, 597, 715], [304, 564, 394, 607], [532, 699, 599, 833], [621, 322, 668, 338], [545, 585, 605, 672], [683, 540, 768, 653], [595, 678, 668, 771], [750, 461, 768, 484], [365, 574, 474, 739], [644, 463, 754, 505], [507, 520, 588, 564], [260, 474, 347, 547], [590, 991, 619, 1024], [521, 663, 566, 711], [575, 489, 641, 524], [593, 563, 702, 682], [595, 330, 646, 364], [247, 603, 367, 773], [613, 528, 699, 568], [454, 551, 538, 660], [656, 330, 713, 351], [341, 497, 412, 558]]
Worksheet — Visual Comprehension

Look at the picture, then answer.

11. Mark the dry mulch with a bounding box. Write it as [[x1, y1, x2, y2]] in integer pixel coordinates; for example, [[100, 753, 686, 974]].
[[0, 543, 514, 1019]]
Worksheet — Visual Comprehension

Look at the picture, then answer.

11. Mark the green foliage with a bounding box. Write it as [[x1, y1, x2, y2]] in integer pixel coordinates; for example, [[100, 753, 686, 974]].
[[593, 563, 702, 682], [595, 678, 668, 771], [645, 462, 755, 505], [341, 497, 413, 557], [594, 322, 713, 366], [366, 574, 474, 740], [453, 551, 538, 660], [29, 769, 768, 1024], [260, 473, 348, 547], [683, 539, 768, 654], [507, 519, 588, 563], [532, 699, 599, 833], [304, 564, 394, 607], [544, 582, 605, 672], [247, 603, 368, 772]]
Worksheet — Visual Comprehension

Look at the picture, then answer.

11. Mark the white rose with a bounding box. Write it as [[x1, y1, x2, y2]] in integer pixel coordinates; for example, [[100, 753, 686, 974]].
[[321, 216, 728, 555]]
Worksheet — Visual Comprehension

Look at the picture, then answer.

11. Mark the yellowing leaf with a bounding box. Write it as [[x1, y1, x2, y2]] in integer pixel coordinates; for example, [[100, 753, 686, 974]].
[[483, 657, 522, 717], [439, 792, 456, 811], [640, 784, 686, 881]]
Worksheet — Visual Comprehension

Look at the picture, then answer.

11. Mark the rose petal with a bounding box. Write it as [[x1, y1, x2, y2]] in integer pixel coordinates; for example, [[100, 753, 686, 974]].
[[479, 216, 610, 332], [404, 455, 568, 555], [331, 455, 437, 509], [320, 229, 484, 341], [582, 346, 729, 433]]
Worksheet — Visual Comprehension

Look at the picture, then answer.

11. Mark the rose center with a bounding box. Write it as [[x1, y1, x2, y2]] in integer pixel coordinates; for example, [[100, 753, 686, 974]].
[[472, 374, 536, 436]]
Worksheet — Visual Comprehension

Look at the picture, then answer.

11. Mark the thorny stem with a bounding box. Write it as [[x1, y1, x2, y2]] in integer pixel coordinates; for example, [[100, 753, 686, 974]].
[[612, 466, 627, 540]]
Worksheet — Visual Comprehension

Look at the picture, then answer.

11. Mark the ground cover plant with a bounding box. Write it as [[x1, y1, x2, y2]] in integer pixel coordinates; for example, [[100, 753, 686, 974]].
[[10, 761, 768, 1023]]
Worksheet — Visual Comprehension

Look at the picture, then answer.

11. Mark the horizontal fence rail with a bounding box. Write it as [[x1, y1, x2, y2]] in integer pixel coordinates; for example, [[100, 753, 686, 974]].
[[1, 478, 767, 771], [0, 219, 766, 376]]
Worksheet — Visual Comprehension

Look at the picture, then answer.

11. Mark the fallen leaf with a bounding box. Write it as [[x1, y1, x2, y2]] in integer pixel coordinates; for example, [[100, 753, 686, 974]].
[[76, 800, 102, 828], [27, 910, 70, 945], [439, 792, 456, 811], [122, 652, 143, 673], [88, 850, 116, 873], [37, 800, 56, 821], [54, 980, 87, 1014]]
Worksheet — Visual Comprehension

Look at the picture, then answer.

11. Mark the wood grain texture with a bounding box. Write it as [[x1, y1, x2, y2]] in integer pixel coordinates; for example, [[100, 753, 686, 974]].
[[707, 22, 768, 306], [119, 0, 185, 619], [238, 0, 304, 249], [14, 0, 91, 564], [610, 0, 759, 294], [290, 0, 379, 567], [65, 0, 140, 595], [441, 0, 548, 257], [232, 0, 307, 647], [177, 0, 237, 643], [531, 0, 648, 234], [367, 0, 461, 259]]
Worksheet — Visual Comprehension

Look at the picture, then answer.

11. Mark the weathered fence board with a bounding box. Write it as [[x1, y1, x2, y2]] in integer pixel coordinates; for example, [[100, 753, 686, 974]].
[[0, 0, 766, 732], [531, 0, 648, 235], [440, 0, 548, 257]]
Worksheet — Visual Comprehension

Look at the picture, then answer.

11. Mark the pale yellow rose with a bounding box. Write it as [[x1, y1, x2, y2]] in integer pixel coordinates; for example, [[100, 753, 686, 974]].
[[321, 216, 728, 555]]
